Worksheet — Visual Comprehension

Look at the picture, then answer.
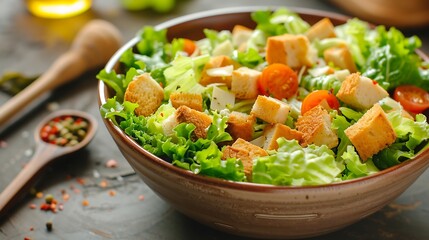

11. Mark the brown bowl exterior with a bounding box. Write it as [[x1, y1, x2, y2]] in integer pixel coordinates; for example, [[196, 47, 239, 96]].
[[98, 7, 429, 239]]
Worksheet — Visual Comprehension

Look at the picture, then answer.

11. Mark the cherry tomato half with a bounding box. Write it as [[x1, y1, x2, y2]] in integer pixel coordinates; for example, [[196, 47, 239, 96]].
[[393, 85, 429, 114], [301, 90, 340, 115], [258, 63, 298, 100]]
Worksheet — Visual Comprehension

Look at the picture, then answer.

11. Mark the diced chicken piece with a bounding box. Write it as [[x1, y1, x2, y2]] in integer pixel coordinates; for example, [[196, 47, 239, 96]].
[[200, 55, 239, 87], [222, 138, 268, 181], [250, 95, 291, 124], [226, 111, 255, 141], [124, 73, 164, 117], [175, 105, 212, 139], [306, 18, 336, 41], [210, 86, 235, 111], [212, 40, 234, 57], [266, 34, 316, 69], [336, 73, 389, 110], [296, 105, 338, 149], [345, 104, 397, 161], [232, 25, 253, 50], [170, 92, 203, 111], [231, 67, 261, 99], [262, 123, 303, 150], [324, 45, 357, 73]]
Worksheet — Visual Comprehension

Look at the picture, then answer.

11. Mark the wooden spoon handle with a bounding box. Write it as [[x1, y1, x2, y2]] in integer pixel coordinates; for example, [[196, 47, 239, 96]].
[[0, 144, 56, 219]]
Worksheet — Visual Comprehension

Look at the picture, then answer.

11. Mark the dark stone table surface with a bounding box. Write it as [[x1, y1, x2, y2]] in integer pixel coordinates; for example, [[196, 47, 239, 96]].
[[1, 0, 428, 239]]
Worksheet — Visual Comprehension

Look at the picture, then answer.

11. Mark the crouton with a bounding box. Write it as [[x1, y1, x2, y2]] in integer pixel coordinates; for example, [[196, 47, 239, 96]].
[[324, 45, 357, 73], [232, 25, 253, 50], [231, 67, 261, 99], [262, 123, 303, 150], [305, 18, 336, 42], [170, 92, 203, 111], [336, 73, 389, 110], [296, 105, 338, 148], [124, 73, 164, 117], [345, 104, 397, 161], [199, 55, 239, 87], [222, 138, 268, 181], [250, 95, 291, 124], [175, 105, 212, 139], [226, 111, 255, 141], [266, 34, 316, 69]]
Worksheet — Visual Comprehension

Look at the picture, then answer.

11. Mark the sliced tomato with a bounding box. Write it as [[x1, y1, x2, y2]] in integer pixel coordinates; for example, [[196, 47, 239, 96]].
[[301, 90, 340, 115], [182, 38, 197, 56], [393, 85, 429, 114], [258, 63, 298, 99]]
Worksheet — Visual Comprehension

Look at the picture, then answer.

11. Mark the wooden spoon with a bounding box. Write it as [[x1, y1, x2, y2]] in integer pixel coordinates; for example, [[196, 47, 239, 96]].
[[0, 109, 97, 219], [0, 19, 122, 128]]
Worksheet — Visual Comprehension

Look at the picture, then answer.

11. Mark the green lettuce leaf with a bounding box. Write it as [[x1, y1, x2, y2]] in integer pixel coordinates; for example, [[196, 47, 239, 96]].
[[252, 138, 342, 186]]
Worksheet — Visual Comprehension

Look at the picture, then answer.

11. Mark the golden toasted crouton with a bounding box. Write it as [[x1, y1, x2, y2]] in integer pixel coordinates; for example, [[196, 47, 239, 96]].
[[222, 138, 268, 181], [266, 34, 316, 69], [336, 73, 389, 110], [232, 25, 253, 50], [199, 55, 239, 87], [124, 73, 164, 117], [250, 95, 291, 124], [296, 105, 338, 149], [175, 105, 212, 139], [231, 67, 261, 99], [262, 123, 303, 150], [306, 18, 336, 42], [324, 45, 357, 73], [170, 92, 203, 111], [226, 111, 255, 141], [345, 104, 396, 161]]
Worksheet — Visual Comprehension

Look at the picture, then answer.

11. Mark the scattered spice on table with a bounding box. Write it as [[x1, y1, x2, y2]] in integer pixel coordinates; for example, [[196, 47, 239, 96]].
[[82, 199, 89, 207], [76, 177, 86, 185], [109, 190, 116, 197], [35, 192, 43, 199], [39, 115, 89, 147], [138, 195, 145, 201], [28, 203, 37, 209], [105, 159, 118, 168], [99, 179, 108, 188], [0, 140, 7, 148], [46, 221, 53, 232], [29, 226, 34, 231]]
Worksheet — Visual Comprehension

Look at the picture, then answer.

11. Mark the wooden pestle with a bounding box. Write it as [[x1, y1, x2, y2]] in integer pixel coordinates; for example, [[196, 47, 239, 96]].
[[0, 19, 122, 127]]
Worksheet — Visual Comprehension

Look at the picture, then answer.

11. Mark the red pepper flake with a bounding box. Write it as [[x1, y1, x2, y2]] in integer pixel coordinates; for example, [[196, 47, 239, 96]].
[[105, 159, 118, 168], [40, 203, 51, 211], [372, 80, 378, 85], [108, 190, 116, 197], [82, 199, 89, 207], [76, 177, 86, 185], [0, 140, 7, 148], [36, 192, 43, 198], [29, 203, 37, 209], [138, 195, 145, 201], [24, 237, 31, 240], [29, 226, 34, 231]]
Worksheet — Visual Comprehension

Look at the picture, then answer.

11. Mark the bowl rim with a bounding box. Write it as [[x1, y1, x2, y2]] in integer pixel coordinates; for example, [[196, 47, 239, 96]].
[[98, 6, 429, 192]]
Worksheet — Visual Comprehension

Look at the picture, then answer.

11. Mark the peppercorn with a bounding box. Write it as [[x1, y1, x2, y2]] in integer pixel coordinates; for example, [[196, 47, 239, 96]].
[[46, 221, 53, 232]]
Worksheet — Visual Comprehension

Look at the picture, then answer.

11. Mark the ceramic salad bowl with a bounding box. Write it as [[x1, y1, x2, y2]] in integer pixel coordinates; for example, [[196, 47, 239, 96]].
[[98, 6, 429, 239]]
